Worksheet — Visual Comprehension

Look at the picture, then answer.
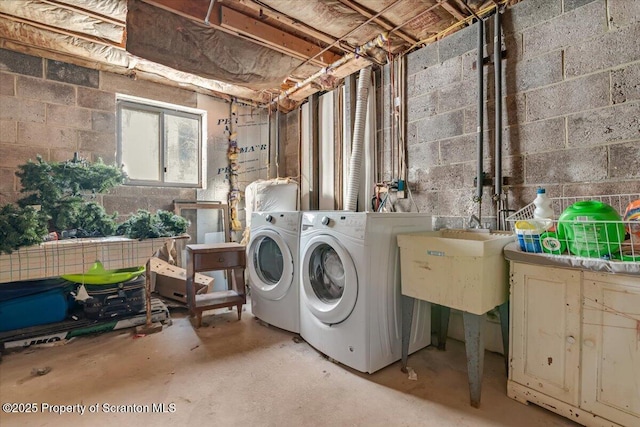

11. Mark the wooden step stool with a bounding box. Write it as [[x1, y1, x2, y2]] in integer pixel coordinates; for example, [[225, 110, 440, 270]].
[[185, 243, 246, 328]]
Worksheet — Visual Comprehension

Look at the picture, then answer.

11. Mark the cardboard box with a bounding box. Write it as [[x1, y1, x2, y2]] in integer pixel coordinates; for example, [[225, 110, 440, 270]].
[[149, 257, 212, 304]]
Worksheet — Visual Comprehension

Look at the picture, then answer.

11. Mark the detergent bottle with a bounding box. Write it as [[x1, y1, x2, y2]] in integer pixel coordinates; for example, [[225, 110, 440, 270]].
[[533, 188, 554, 230]]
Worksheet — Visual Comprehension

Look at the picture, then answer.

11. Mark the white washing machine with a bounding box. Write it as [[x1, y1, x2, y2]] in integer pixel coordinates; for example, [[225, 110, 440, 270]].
[[248, 211, 301, 333], [299, 211, 433, 374]]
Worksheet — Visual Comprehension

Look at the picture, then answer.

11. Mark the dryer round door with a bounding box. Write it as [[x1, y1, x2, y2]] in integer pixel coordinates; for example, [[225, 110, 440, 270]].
[[301, 234, 357, 325], [248, 229, 294, 301]]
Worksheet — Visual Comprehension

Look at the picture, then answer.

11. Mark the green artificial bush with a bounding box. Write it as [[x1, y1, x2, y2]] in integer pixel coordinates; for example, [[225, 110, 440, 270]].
[[0, 155, 189, 254], [16, 155, 125, 235], [117, 209, 189, 240], [0, 205, 48, 254]]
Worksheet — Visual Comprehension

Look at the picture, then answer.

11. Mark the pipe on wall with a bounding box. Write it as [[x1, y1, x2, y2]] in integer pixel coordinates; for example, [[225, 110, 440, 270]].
[[399, 54, 407, 186], [345, 66, 372, 211], [475, 17, 485, 218], [494, 10, 504, 229]]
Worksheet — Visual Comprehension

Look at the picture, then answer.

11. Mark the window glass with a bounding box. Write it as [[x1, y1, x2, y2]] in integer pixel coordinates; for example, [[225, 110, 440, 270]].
[[120, 108, 160, 181], [117, 99, 203, 187], [165, 114, 199, 185]]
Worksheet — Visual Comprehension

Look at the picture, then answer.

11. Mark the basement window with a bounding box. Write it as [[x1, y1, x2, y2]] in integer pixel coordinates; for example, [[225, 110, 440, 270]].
[[117, 96, 205, 188]]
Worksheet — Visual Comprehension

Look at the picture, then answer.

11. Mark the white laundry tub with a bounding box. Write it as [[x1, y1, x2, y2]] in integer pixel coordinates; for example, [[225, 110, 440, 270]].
[[397, 229, 514, 315]]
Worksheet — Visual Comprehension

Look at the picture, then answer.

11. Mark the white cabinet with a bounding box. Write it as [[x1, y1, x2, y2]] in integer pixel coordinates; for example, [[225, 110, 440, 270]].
[[508, 262, 640, 427], [510, 263, 581, 406], [581, 272, 640, 427]]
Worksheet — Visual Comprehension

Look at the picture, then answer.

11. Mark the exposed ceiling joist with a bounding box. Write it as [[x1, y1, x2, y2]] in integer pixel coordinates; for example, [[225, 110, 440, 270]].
[[389, 0, 456, 46], [293, 0, 404, 70], [139, 0, 339, 67], [440, 1, 467, 21], [336, 0, 418, 46], [234, 0, 351, 54], [219, 6, 341, 66]]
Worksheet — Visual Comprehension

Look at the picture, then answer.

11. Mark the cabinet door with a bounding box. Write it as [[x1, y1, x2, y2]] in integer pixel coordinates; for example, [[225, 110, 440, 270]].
[[510, 263, 581, 405], [582, 272, 640, 426]]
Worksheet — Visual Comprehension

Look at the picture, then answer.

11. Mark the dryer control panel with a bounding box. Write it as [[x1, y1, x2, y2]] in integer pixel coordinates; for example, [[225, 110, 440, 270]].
[[302, 212, 366, 239], [253, 212, 300, 231]]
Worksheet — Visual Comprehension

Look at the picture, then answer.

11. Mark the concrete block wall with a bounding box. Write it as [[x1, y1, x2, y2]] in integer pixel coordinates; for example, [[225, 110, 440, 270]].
[[0, 48, 204, 215], [381, 0, 640, 227]]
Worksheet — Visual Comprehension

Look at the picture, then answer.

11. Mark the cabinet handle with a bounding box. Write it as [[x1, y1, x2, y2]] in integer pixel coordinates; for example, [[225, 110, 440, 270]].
[[218, 257, 225, 262], [566, 336, 576, 344], [583, 339, 595, 348]]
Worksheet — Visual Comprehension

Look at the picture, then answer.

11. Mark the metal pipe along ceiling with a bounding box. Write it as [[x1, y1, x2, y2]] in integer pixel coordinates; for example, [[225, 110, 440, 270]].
[[272, 33, 387, 107]]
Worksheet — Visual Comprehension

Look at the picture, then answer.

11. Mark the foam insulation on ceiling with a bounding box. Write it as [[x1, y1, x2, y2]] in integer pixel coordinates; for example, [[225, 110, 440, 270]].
[[368, 0, 456, 40], [56, 0, 128, 22], [257, 0, 454, 52], [126, 0, 304, 90], [0, 0, 124, 43], [0, 19, 129, 66]]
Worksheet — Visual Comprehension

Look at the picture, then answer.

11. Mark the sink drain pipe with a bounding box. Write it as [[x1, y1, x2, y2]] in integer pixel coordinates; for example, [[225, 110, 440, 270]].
[[345, 66, 372, 211]]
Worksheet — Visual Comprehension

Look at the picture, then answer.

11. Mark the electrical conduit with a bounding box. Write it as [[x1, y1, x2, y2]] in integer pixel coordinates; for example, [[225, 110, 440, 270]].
[[345, 66, 372, 211]]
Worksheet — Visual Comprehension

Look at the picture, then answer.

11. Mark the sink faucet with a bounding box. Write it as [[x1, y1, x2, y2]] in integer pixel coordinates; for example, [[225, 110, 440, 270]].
[[468, 214, 482, 229]]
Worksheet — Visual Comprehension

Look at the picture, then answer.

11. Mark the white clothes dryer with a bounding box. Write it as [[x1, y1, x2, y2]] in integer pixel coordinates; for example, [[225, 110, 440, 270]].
[[248, 211, 301, 333], [299, 211, 433, 374]]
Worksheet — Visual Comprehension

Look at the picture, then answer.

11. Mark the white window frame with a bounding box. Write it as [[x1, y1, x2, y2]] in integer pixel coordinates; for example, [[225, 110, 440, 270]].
[[116, 94, 207, 188]]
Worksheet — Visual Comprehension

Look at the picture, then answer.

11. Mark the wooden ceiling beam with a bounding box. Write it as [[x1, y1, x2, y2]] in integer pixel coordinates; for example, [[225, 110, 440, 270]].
[[235, 0, 350, 53], [294, 0, 403, 70], [440, 0, 468, 21], [139, 0, 339, 67], [219, 6, 341, 65], [336, 0, 418, 46]]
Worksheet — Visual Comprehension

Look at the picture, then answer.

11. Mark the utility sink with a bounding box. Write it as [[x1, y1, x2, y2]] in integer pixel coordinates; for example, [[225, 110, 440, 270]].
[[397, 229, 514, 315]]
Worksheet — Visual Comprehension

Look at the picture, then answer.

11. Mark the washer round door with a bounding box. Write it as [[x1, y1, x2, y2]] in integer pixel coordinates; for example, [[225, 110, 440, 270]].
[[248, 229, 294, 301], [301, 234, 357, 325]]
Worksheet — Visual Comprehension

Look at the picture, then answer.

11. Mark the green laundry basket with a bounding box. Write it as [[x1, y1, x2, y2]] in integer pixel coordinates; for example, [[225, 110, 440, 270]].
[[557, 201, 625, 258]]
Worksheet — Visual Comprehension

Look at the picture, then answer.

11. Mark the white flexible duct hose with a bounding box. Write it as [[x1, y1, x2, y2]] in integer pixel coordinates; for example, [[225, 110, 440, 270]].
[[345, 67, 372, 211]]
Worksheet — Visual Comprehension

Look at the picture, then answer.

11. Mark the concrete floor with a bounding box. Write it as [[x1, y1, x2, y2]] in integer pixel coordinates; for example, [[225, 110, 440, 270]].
[[0, 304, 579, 427]]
